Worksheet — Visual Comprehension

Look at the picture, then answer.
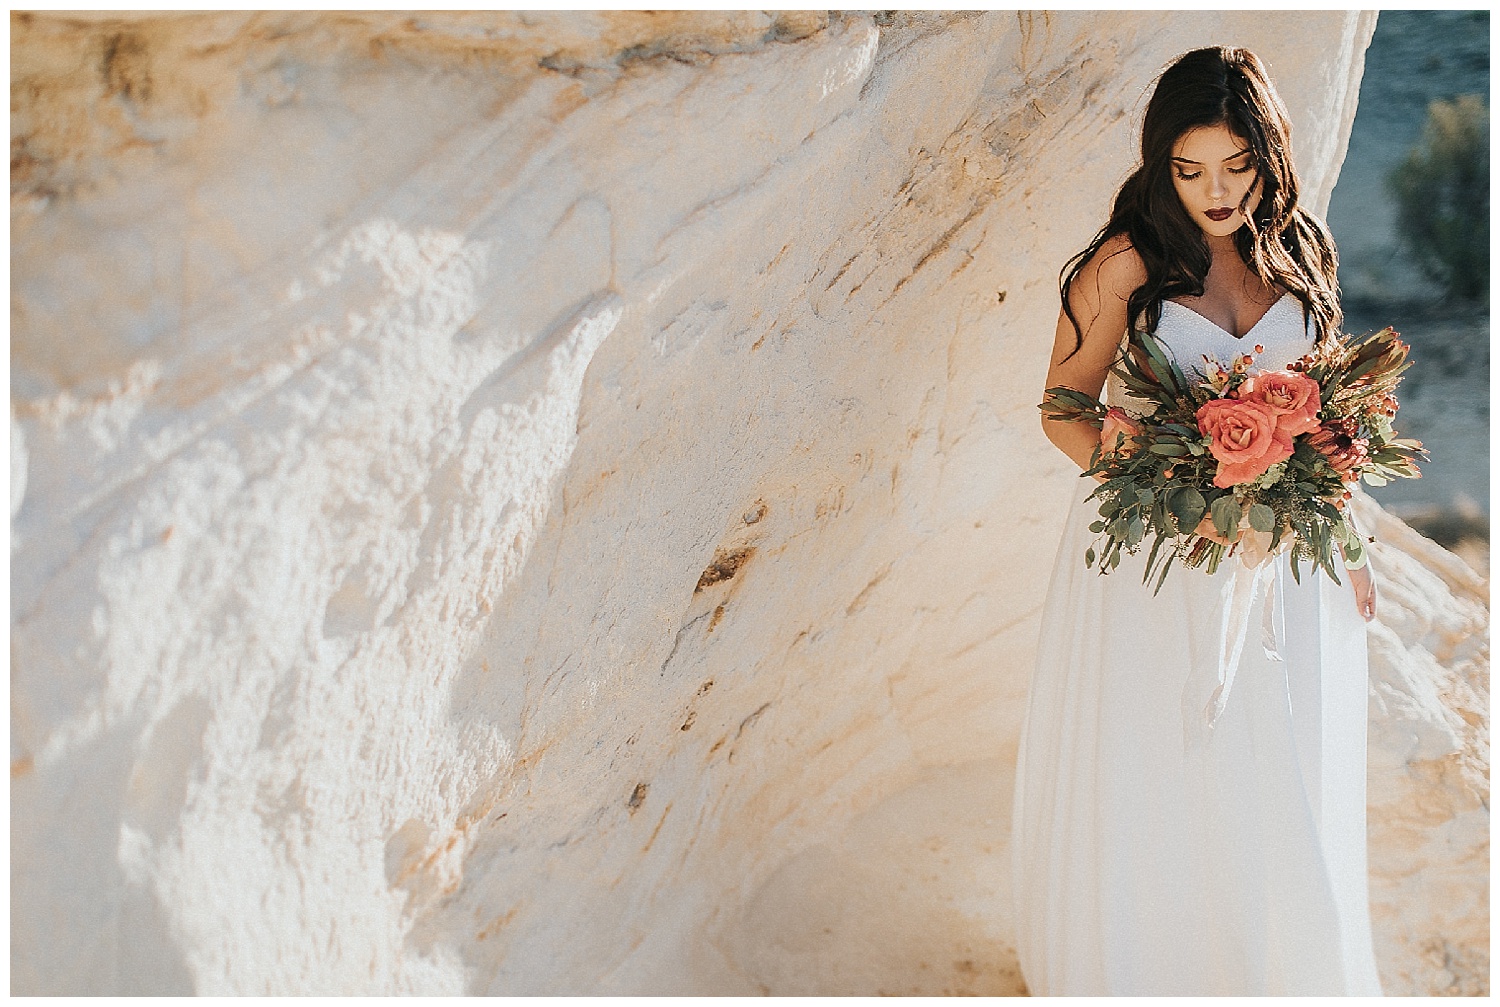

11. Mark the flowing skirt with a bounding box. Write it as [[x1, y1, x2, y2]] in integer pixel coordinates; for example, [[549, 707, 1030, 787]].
[[1011, 477, 1383, 995]]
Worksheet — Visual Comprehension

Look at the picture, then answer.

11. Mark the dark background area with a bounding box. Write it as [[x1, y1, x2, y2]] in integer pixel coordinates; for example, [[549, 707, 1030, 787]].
[[1326, 9, 1489, 569]]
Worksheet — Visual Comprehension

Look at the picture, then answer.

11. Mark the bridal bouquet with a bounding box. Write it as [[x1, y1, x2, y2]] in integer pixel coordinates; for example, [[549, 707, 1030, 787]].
[[1040, 325, 1425, 592]]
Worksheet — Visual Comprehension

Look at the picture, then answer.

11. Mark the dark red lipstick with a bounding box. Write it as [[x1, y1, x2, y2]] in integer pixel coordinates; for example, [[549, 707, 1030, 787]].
[[1205, 207, 1234, 221]]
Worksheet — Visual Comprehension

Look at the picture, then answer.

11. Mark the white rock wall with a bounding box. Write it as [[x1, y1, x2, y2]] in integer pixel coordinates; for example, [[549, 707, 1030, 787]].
[[11, 9, 1485, 996], [1355, 497, 1490, 996]]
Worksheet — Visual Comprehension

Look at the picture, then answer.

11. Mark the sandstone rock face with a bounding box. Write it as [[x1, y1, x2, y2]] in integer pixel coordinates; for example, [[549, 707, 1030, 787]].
[[1355, 497, 1490, 996], [11, 10, 1485, 995]]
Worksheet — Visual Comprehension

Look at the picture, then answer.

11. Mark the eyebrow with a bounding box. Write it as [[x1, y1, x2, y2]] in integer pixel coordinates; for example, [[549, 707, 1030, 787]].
[[1171, 148, 1253, 165]]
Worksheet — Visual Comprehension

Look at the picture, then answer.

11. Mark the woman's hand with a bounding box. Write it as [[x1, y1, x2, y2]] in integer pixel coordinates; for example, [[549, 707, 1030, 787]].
[[1193, 513, 1242, 546], [1347, 561, 1377, 622]]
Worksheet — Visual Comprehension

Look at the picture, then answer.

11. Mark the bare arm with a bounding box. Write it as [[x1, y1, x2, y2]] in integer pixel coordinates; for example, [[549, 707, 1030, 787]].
[[1041, 236, 1146, 472], [1341, 500, 1378, 621]]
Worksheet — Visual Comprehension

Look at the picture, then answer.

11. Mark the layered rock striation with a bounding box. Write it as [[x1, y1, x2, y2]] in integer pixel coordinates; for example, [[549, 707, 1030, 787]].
[[11, 10, 1485, 995]]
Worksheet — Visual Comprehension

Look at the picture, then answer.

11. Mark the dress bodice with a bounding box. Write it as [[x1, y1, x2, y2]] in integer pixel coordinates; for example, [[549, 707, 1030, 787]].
[[1106, 292, 1314, 413]]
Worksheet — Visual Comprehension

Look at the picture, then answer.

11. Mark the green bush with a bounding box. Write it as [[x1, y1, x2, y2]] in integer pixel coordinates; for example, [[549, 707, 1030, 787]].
[[1387, 94, 1489, 302]]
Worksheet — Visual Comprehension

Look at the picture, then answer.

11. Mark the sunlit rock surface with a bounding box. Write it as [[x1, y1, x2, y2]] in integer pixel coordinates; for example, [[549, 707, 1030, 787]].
[[1355, 497, 1490, 996], [11, 9, 1484, 996]]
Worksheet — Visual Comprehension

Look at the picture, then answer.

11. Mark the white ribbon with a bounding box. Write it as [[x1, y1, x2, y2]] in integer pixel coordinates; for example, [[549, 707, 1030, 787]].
[[1183, 550, 1286, 751]]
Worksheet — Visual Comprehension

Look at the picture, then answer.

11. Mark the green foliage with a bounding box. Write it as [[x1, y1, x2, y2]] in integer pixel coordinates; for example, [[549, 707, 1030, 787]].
[[1037, 325, 1425, 594], [1388, 94, 1490, 301]]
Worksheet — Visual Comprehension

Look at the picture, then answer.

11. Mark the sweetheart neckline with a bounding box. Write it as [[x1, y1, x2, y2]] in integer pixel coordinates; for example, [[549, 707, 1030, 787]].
[[1162, 291, 1293, 341]]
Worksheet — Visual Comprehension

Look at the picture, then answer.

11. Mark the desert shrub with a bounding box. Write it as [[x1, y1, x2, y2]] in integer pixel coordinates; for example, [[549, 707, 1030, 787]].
[[1387, 94, 1489, 302]]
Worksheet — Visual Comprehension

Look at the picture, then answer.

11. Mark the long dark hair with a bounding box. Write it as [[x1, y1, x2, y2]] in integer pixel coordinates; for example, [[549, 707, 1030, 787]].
[[1059, 46, 1341, 359]]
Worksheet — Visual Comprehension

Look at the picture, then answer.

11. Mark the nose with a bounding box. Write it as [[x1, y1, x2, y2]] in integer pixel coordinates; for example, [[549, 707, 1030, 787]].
[[1207, 172, 1228, 201]]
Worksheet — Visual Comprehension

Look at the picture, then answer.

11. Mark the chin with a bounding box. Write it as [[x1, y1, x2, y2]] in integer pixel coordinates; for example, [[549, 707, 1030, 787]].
[[1198, 215, 1244, 238]]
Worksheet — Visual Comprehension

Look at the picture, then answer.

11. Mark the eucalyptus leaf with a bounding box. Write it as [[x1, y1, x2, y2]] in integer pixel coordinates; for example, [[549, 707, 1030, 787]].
[[1168, 486, 1206, 531], [1152, 550, 1176, 595], [1140, 333, 1184, 395], [1313, 500, 1342, 521], [1210, 494, 1241, 539], [1328, 562, 1350, 588], [1142, 533, 1165, 584], [1247, 503, 1275, 533], [1342, 537, 1364, 566]]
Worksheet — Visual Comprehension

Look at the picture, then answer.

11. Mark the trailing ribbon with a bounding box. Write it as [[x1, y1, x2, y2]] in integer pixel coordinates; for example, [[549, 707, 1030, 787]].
[[1182, 551, 1286, 751]]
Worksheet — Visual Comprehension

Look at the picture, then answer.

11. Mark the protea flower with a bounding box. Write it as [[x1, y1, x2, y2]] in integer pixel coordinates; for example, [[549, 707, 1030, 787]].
[[1307, 417, 1369, 478]]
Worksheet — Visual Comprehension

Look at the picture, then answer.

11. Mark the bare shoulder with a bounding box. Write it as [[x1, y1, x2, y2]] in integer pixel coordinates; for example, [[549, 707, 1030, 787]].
[[1064, 233, 1145, 322], [1082, 233, 1147, 300]]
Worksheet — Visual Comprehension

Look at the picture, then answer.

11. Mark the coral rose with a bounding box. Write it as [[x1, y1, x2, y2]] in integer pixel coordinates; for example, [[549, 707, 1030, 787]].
[[1099, 407, 1144, 455], [1242, 370, 1322, 436], [1195, 398, 1293, 488]]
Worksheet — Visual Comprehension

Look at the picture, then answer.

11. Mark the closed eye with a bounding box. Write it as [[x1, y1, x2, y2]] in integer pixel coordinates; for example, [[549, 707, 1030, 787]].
[[1175, 170, 1202, 181]]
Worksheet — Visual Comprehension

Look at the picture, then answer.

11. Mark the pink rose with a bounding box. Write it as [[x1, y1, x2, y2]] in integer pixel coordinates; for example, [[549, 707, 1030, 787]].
[[1100, 407, 1144, 455], [1195, 398, 1293, 488], [1242, 370, 1322, 437]]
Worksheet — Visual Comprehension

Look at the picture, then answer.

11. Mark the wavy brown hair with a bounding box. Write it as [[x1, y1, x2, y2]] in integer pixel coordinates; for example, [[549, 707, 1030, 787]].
[[1059, 46, 1341, 359]]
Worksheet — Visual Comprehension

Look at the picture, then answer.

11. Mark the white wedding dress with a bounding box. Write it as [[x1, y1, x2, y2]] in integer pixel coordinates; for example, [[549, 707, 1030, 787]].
[[1011, 293, 1383, 996]]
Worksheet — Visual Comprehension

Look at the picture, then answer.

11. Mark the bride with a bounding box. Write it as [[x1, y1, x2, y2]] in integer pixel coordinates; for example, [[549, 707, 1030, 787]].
[[1011, 47, 1384, 995]]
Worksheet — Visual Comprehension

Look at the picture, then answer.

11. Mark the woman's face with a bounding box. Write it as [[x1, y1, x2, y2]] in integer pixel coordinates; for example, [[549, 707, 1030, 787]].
[[1170, 123, 1262, 238]]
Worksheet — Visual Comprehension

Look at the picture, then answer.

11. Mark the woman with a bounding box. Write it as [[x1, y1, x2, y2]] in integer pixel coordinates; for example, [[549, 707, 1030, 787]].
[[1011, 47, 1383, 995]]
